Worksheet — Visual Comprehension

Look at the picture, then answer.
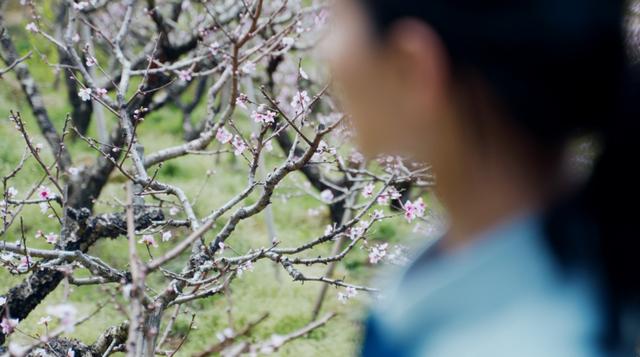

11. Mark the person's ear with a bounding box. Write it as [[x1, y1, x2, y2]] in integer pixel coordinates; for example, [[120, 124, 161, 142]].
[[384, 19, 451, 110]]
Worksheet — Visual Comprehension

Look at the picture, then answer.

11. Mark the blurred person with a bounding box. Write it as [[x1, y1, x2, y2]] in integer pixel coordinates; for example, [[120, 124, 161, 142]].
[[326, 0, 640, 356]]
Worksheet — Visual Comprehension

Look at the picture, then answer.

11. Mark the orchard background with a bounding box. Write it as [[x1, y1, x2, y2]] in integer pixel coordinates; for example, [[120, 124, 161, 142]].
[[0, 1, 436, 356]]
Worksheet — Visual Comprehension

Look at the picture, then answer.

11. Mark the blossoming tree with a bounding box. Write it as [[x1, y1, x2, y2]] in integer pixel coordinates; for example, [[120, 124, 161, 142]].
[[0, 0, 434, 355]]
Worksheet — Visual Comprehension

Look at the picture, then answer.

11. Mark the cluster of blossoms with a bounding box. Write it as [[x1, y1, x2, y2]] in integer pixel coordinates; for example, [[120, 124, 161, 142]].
[[251, 109, 277, 124], [78, 87, 107, 101], [214, 128, 247, 156], [404, 197, 426, 222], [349, 220, 370, 241], [216, 127, 233, 144], [235, 93, 249, 109], [376, 186, 402, 205], [214, 127, 249, 156], [231, 136, 247, 156], [369, 243, 389, 264]]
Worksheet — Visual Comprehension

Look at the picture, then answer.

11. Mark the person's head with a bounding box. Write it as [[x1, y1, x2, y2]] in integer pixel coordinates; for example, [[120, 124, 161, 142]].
[[328, 0, 623, 179], [327, 0, 639, 351]]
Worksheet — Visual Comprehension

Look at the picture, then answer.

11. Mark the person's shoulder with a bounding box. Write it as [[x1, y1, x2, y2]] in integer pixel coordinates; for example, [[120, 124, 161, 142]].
[[369, 213, 604, 356]]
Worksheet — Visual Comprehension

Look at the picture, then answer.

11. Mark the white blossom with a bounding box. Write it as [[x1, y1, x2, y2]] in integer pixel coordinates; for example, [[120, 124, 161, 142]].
[[78, 88, 92, 101]]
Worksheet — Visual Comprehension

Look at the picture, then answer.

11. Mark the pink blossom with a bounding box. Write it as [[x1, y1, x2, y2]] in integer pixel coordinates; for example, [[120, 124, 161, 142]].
[[25, 22, 38, 33], [178, 69, 192, 82], [44, 232, 58, 244], [377, 193, 389, 205], [95, 88, 107, 97], [216, 127, 233, 144], [349, 221, 368, 240], [138, 234, 158, 248], [371, 209, 384, 220], [231, 135, 246, 156], [403, 197, 426, 222], [1, 317, 19, 335], [161, 231, 172, 242], [38, 186, 53, 200], [39, 202, 48, 214], [290, 90, 310, 112], [235, 93, 249, 109], [251, 110, 276, 124], [362, 183, 375, 198], [17, 256, 30, 271], [85, 55, 97, 67]]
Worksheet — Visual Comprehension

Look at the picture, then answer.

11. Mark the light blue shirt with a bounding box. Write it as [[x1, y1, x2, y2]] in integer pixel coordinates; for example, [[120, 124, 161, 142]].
[[362, 214, 605, 356]]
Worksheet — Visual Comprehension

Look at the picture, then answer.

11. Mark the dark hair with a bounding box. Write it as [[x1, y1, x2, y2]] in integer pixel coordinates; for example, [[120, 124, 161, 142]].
[[360, 0, 640, 352]]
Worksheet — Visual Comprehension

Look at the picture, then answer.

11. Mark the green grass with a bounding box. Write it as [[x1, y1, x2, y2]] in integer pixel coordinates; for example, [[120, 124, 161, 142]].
[[0, 24, 416, 355]]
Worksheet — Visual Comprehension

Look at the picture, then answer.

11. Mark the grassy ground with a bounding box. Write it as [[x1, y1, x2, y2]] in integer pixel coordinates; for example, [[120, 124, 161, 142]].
[[0, 24, 415, 356]]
